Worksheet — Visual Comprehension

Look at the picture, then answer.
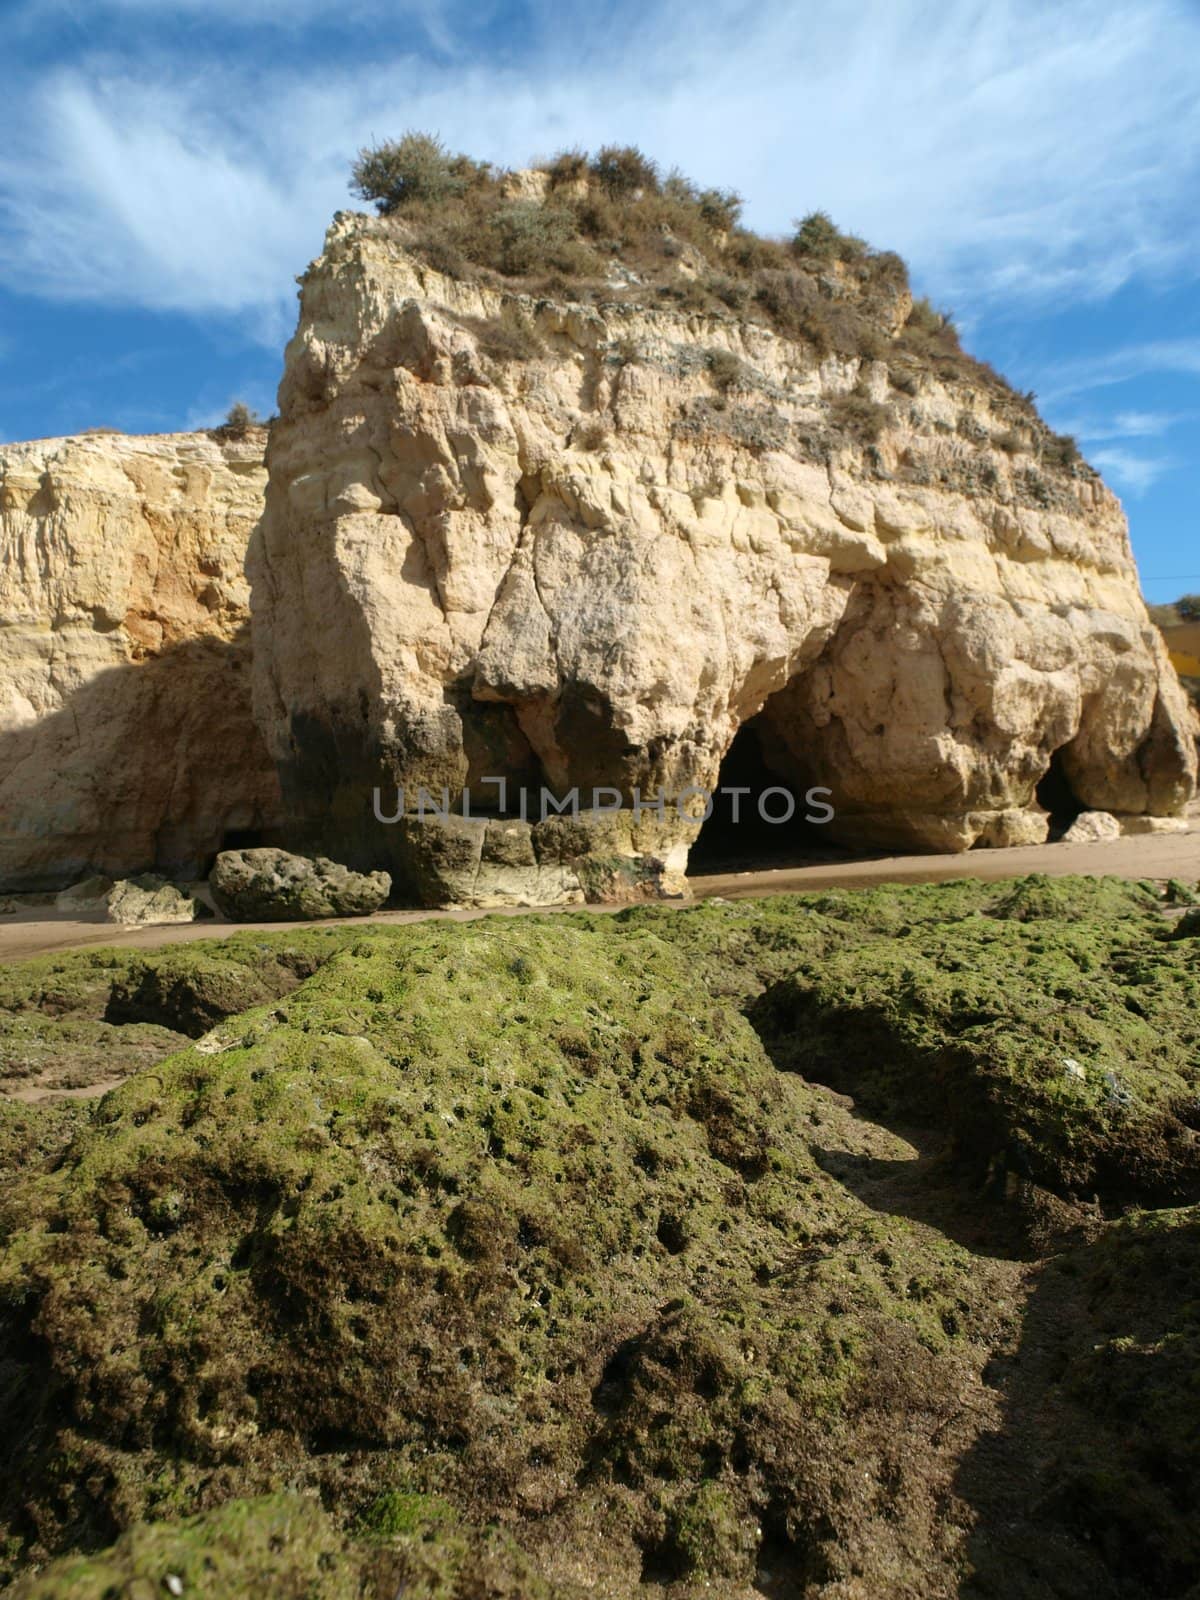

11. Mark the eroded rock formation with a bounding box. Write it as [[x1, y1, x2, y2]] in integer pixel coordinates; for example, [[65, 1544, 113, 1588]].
[[0, 429, 281, 891], [2, 199, 1194, 905], [249, 209, 1195, 898]]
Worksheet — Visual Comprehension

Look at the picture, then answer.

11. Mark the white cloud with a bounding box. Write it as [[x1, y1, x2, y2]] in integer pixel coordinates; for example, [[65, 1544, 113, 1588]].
[[1059, 409, 1195, 443], [1089, 447, 1174, 496], [1, 0, 1199, 333], [1041, 340, 1200, 402]]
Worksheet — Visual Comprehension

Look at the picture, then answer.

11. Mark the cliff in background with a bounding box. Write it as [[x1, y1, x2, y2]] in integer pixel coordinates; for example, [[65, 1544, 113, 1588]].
[[0, 429, 280, 891], [250, 199, 1195, 902], [0, 167, 1195, 903]]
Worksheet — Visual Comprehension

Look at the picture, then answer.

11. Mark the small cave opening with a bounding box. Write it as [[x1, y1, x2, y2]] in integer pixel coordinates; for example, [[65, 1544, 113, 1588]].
[[1035, 748, 1084, 840], [220, 827, 271, 851], [687, 716, 838, 875]]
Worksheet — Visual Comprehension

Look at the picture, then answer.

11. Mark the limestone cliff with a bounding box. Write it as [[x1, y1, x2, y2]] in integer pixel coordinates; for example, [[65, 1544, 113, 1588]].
[[250, 207, 1195, 899], [0, 428, 281, 891]]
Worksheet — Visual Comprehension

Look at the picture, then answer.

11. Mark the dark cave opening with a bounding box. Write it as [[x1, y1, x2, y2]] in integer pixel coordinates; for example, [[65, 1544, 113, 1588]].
[[1035, 748, 1084, 840], [220, 828, 271, 851], [687, 717, 838, 874]]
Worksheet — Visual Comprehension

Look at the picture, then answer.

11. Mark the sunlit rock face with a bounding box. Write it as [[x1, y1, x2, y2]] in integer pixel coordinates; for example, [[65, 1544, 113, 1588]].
[[6, 205, 1189, 907], [247, 206, 1193, 901], [0, 428, 281, 891]]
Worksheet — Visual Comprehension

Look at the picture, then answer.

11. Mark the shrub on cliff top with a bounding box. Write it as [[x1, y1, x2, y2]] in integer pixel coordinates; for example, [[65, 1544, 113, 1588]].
[[351, 132, 486, 213], [336, 135, 1093, 473], [589, 143, 661, 197], [219, 401, 260, 438], [791, 209, 867, 264], [346, 134, 912, 368]]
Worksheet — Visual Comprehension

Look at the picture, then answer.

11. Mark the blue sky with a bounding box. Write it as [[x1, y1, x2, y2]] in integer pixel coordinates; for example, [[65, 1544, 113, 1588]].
[[2, 0, 1198, 602]]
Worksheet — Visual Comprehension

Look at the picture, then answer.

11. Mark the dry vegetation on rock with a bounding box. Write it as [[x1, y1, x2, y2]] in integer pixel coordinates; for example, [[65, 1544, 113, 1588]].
[[347, 134, 1076, 446]]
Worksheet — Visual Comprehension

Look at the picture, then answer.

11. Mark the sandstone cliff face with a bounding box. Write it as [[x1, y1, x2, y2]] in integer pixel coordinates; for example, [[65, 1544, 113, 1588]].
[[250, 210, 1195, 898], [0, 429, 281, 891]]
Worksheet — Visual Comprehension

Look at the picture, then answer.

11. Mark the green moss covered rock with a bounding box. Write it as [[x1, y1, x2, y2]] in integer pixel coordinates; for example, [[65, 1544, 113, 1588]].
[[0, 875, 1197, 1597], [751, 877, 1200, 1202], [0, 917, 1006, 1593]]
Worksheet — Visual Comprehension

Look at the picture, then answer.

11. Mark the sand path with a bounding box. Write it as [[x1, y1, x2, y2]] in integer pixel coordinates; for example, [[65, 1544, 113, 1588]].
[[1, 828, 1196, 965]]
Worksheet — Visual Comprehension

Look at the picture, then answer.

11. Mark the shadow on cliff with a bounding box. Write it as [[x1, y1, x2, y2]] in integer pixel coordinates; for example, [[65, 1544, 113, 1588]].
[[0, 624, 282, 893], [953, 1210, 1200, 1600]]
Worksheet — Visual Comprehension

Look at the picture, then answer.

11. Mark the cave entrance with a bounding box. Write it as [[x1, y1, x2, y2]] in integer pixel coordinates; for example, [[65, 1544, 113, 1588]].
[[687, 716, 835, 874], [1035, 748, 1084, 840], [220, 828, 271, 851]]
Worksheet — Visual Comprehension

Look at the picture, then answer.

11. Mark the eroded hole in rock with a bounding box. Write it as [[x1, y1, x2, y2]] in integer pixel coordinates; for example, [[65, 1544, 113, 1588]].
[[1036, 748, 1084, 839], [755, 1516, 821, 1598], [638, 1533, 690, 1585], [220, 827, 271, 851], [688, 717, 835, 873]]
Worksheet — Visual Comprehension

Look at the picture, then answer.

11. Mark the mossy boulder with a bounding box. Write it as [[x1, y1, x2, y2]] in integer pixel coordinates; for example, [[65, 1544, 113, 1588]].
[[751, 878, 1200, 1202], [8, 1494, 357, 1600], [0, 917, 1004, 1592], [209, 848, 390, 921], [0, 933, 355, 1097], [1, 875, 1198, 1596], [960, 1204, 1200, 1599]]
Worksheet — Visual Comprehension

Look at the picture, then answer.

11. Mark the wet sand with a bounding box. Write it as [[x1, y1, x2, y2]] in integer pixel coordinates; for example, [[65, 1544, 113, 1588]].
[[1, 827, 1197, 965]]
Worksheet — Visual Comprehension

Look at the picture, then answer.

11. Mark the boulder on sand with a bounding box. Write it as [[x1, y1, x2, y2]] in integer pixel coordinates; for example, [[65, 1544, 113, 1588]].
[[106, 875, 210, 926], [210, 847, 390, 921], [1062, 810, 1121, 844]]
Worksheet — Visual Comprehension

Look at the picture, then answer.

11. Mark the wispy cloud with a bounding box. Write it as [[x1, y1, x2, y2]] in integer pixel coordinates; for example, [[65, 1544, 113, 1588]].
[[1090, 447, 1174, 497], [1059, 408, 1195, 443], [1, 0, 1199, 334], [1042, 340, 1200, 402]]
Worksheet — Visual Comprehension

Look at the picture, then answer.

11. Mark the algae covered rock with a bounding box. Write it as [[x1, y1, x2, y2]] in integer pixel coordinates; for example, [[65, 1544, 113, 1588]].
[[2, 874, 1199, 1597], [7, 1494, 357, 1600], [210, 847, 390, 920], [752, 875, 1200, 1203], [0, 916, 1008, 1594], [960, 1204, 1200, 1598], [0, 932, 351, 1096]]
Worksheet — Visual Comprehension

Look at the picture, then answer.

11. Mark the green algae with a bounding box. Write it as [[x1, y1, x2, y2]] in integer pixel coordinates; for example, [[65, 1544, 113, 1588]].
[[751, 880, 1200, 1202], [0, 917, 998, 1592], [7, 1493, 358, 1600], [960, 1203, 1200, 1599], [0, 875, 1197, 1596], [0, 1099, 90, 1183], [0, 1016, 186, 1096]]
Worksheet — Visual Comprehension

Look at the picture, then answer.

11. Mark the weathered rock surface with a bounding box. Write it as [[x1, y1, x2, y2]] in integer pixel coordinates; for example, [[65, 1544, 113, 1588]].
[[0, 428, 282, 892], [209, 846, 390, 920], [1119, 813, 1191, 836], [250, 209, 1195, 900], [105, 874, 210, 926], [1062, 810, 1122, 844], [53, 874, 114, 911]]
